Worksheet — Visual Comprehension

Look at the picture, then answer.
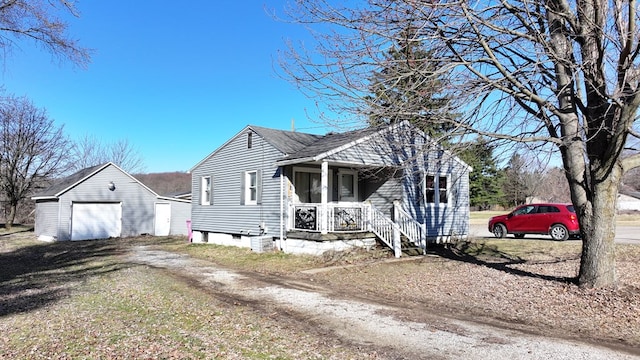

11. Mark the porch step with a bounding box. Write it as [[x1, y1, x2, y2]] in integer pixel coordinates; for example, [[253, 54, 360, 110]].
[[400, 236, 424, 256]]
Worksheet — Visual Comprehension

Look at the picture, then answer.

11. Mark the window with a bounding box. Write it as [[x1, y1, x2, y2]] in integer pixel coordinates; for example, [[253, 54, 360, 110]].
[[425, 175, 435, 203], [247, 132, 253, 149], [538, 205, 560, 213], [200, 176, 211, 205], [294, 171, 321, 203], [438, 176, 448, 203], [338, 170, 358, 202], [513, 205, 535, 215], [244, 170, 258, 205], [424, 174, 449, 205]]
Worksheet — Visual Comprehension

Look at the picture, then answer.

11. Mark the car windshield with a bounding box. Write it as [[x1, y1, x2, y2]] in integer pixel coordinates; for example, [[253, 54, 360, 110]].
[[567, 205, 575, 213]]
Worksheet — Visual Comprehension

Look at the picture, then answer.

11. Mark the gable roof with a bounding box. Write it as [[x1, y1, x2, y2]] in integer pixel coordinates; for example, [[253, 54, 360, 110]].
[[190, 124, 323, 171], [249, 125, 322, 155], [275, 123, 395, 165], [191, 121, 470, 171], [32, 162, 158, 200]]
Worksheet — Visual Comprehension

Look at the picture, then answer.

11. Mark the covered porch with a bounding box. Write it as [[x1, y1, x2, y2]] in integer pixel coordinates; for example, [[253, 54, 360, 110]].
[[278, 158, 425, 257]]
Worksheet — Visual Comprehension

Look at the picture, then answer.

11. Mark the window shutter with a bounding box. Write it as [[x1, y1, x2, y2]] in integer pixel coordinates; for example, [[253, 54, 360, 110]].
[[210, 174, 214, 205], [256, 169, 263, 205], [240, 172, 245, 205]]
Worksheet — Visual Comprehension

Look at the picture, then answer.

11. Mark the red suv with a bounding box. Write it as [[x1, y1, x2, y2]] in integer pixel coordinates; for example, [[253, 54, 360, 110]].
[[488, 203, 580, 241]]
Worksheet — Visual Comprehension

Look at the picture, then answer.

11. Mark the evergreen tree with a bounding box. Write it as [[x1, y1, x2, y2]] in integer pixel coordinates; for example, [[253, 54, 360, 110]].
[[459, 138, 504, 209], [365, 26, 454, 138]]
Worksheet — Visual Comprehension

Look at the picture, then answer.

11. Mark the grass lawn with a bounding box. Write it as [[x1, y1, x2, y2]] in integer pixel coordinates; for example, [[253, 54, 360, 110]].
[[0, 236, 379, 359], [2, 219, 640, 357]]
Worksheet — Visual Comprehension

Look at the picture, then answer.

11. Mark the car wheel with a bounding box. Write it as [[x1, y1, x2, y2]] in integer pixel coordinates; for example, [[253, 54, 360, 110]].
[[514, 234, 525, 239], [550, 224, 569, 241], [492, 223, 507, 238]]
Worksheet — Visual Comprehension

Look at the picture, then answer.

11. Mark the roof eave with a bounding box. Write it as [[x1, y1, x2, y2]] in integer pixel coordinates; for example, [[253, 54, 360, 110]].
[[31, 196, 58, 201], [274, 157, 317, 166], [157, 195, 191, 203]]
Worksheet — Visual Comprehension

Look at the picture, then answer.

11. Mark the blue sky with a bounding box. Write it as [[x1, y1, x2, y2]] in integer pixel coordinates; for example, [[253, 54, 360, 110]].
[[1, 1, 329, 173]]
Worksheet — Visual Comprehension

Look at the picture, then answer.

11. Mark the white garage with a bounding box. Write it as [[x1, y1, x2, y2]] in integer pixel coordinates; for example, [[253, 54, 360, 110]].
[[71, 202, 123, 241], [32, 162, 191, 241]]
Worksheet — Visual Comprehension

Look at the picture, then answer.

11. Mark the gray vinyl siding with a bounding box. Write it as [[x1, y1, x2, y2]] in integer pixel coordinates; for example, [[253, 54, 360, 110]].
[[191, 129, 284, 238], [324, 135, 399, 167], [402, 150, 470, 238], [168, 200, 191, 235], [34, 199, 60, 239], [56, 165, 157, 240], [362, 169, 403, 217]]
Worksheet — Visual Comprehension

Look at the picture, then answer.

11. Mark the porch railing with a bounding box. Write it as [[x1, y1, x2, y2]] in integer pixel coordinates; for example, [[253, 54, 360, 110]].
[[290, 202, 404, 257], [394, 201, 426, 254], [368, 205, 401, 257], [291, 202, 368, 232]]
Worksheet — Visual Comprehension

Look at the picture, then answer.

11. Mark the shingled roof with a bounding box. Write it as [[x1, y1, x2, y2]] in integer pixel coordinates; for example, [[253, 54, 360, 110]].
[[278, 125, 385, 162], [32, 163, 107, 198], [191, 122, 410, 171], [249, 125, 322, 155]]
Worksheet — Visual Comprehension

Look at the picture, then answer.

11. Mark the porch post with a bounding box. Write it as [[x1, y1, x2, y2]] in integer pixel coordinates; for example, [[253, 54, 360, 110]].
[[321, 160, 329, 234]]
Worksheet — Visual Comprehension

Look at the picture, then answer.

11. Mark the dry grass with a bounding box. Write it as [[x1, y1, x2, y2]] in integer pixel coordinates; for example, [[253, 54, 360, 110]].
[[0, 236, 382, 359], [2, 232, 640, 358]]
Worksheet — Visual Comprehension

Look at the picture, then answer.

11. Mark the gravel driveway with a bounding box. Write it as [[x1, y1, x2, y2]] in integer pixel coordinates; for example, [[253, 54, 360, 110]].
[[129, 246, 639, 360]]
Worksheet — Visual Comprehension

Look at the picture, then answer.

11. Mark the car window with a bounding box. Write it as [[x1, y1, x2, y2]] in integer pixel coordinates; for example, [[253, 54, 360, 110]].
[[538, 206, 560, 213], [566, 205, 575, 213], [513, 205, 535, 215]]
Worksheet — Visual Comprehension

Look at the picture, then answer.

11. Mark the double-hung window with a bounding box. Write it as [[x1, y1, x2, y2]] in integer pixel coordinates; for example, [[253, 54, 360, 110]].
[[424, 174, 449, 205], [201, 176, 212, 205], [242, 170, 260, 205]]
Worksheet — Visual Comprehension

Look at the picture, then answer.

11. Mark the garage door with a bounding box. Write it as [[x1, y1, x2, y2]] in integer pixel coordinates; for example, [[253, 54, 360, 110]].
[[71, 203, 122, 241]]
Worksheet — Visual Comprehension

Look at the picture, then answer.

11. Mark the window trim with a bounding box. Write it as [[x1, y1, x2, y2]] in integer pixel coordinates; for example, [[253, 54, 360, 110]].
[[338, 169, 358, 202], [244, 170, 258, 205], [200, 176, 212, 205], [423, 173, 450, 207]]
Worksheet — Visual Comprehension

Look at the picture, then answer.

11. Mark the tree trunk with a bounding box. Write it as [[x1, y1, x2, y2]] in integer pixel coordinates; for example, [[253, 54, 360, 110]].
[[577, 168, 621, 288], [5, 203, 16, 230]]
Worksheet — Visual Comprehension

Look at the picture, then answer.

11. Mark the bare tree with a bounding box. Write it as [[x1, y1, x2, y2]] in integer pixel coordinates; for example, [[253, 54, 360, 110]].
[[107, 139, 146, 174], [536, 168, 572, 203], [0, 95, 69, 229], [0, 0, 91, 67], [69, 135, 146, 174], [279, 0, 640, 287]]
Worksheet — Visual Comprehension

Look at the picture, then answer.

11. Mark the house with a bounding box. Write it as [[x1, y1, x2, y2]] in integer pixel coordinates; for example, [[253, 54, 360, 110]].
[[32, 162, 191, 241], [618, 189, 640, 212], [190, 121, 471, 256]]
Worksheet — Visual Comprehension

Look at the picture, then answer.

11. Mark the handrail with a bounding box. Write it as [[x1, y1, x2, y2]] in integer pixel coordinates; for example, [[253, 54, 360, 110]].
[[394, 201, 425, 254], [368, 205, 401, 258]]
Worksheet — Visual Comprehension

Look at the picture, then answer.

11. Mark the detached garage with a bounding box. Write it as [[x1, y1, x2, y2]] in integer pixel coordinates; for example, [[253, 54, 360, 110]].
[[32, 162, 191, 241]]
